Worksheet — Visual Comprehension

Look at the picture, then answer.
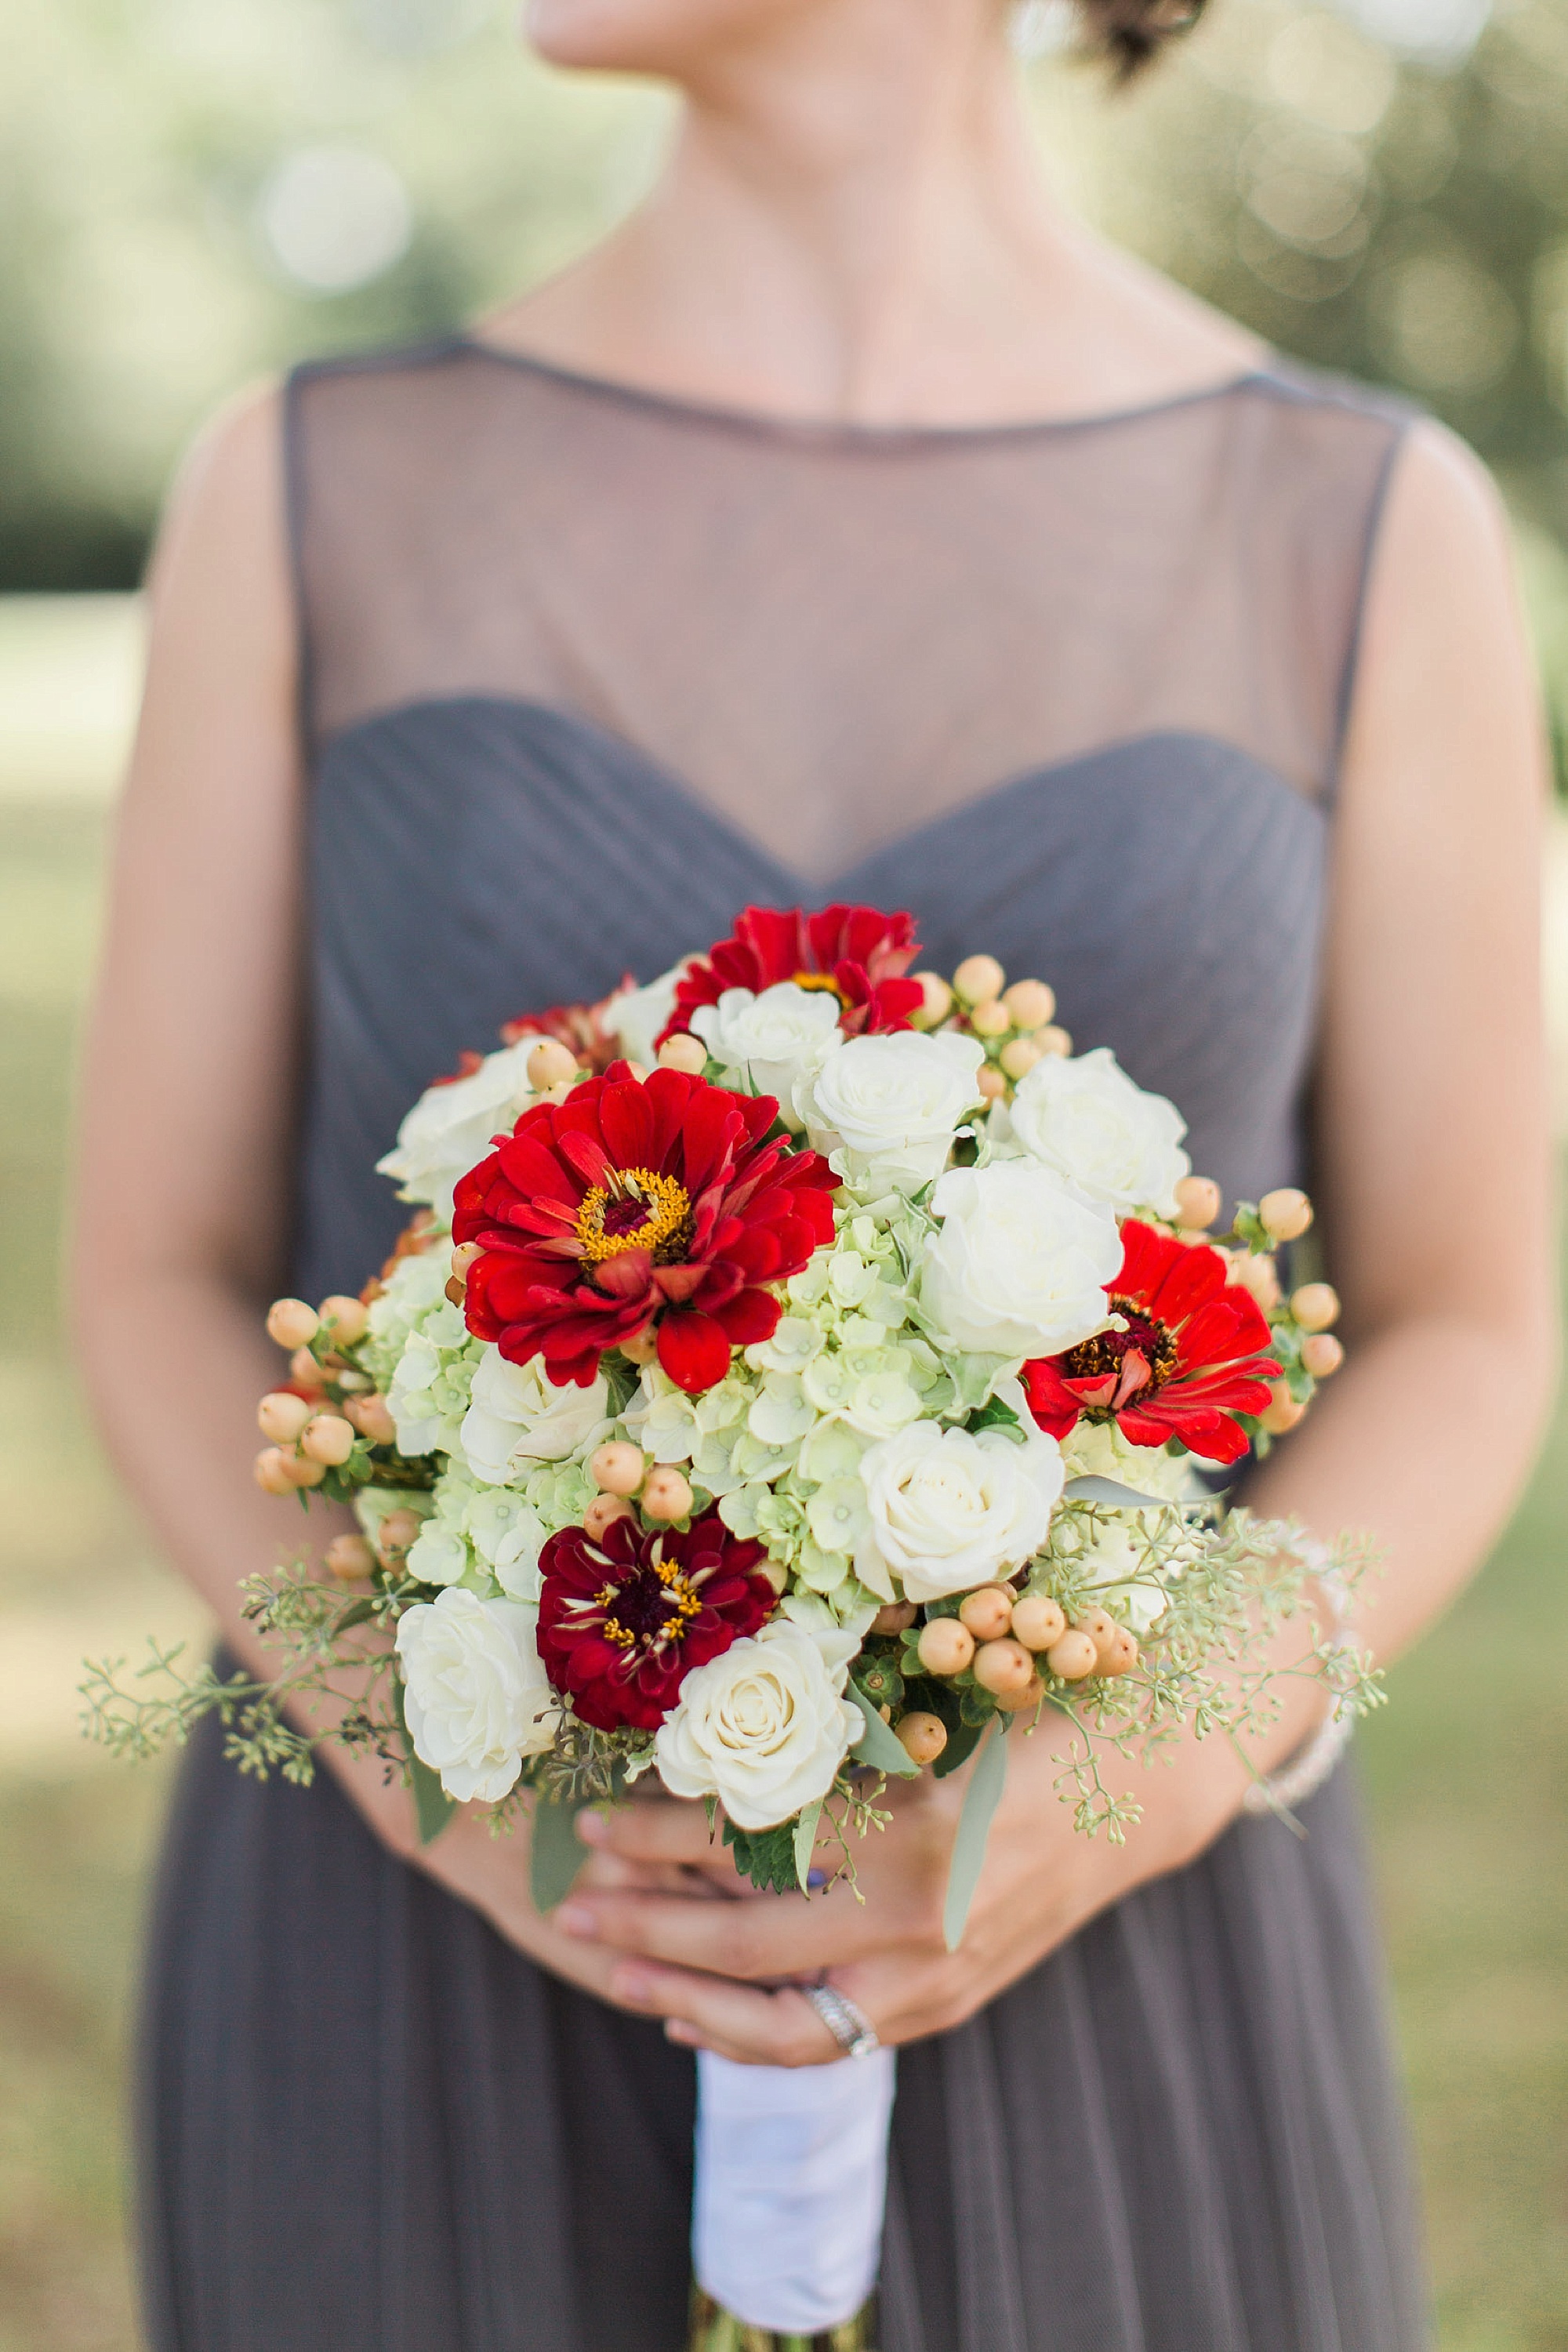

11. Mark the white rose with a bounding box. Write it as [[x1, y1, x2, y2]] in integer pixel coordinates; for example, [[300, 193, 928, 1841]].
[[459, 1345, 609, 1486], [920, 1160, 1122, 1361], [690, 982, 843, 1128], [855, 1419, 1062, 1603], [395, 1588, 557, 1803], [803, 1030, 985, 1192], [376, 1040, 539, 1223], [1009, 1047, 1190, 1217], [604, 962, 687, 1066], [654, 1621, 862, 1830]]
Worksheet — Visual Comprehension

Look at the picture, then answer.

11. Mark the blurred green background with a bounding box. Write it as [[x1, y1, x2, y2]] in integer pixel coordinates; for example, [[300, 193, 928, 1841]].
[[1, 1, 1566, 2347]]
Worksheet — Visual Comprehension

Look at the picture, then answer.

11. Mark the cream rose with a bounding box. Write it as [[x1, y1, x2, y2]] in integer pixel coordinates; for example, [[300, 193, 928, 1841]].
[[803, 1029, 985, 1192], [1009, 1047, 1190, 1217], [604, 962, 687, 1067], [855, 1419, 1062, 1603], [654, 1622, 862, 1830], [395, 1588, 557, 1803], [376, 1040, 539, 1223], [459, 1345, 609, 1486], [920, 1160, 1121, 1360], [690, 982, 844, 1128]]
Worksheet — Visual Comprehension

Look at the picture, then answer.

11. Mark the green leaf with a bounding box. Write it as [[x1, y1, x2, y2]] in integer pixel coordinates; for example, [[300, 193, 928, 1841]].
[[530, 1791, 592, 1912], [793, 1798, 824, 1894], [848, 1682, 919, 1777], [393, 1679, 456, 1847], [899, 1675, 986, 1778], [931, 1711, 986, 1779], [721, 1814, 800, 1894], [943, 1718, 1008, 1952], [411, 1751, 457, 1847], [964, 1392, 1025, 1443]]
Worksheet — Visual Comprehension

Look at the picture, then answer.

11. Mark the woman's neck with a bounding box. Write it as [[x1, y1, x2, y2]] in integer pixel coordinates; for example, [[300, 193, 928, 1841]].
[[485, 8, 1261, 426]]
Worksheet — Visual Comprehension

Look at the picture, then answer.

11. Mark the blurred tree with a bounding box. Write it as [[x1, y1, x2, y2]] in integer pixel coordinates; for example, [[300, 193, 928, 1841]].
[[0, 0, 669, 587], [3, 0, 1567, 776], [1054, 0, 1568, 774]]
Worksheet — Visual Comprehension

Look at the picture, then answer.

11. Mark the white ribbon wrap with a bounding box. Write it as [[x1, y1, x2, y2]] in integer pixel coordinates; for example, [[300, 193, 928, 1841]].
[[692, 2047, 898, 2334]]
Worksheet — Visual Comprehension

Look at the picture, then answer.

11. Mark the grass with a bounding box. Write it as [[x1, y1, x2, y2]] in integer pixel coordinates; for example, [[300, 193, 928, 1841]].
[[0, 600, 1564, 2350]]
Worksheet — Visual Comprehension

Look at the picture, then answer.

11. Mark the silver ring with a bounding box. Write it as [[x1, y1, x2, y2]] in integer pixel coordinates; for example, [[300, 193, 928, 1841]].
[[803, 1981, 880, 2059]]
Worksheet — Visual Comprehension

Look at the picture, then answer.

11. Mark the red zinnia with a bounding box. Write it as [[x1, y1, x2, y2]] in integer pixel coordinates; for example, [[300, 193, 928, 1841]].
[[1023, 1221, 1279, 1467], [453, 1063, 838, 1395], [659, 903, 923, 1047], [537, 1511, 777, 1732]]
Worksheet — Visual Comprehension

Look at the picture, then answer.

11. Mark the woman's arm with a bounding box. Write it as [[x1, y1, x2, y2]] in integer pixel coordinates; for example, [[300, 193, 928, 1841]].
[[69, 394, 677, 2002], [550, 420, 1561, 2062]]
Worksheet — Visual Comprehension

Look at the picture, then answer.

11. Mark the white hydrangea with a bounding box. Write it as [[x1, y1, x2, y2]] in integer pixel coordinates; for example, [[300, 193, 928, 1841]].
[[376, 1041, 539, 1224], [385, 1297, 479, 1459], [690, 982, 844, 1127], [1009, 1047, 1190, 1218], [363, 1248, 452, 1389]]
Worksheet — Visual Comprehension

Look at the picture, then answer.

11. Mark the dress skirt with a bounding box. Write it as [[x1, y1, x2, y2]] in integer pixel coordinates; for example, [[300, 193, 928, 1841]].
[[136, 1706, 1427, 2352]]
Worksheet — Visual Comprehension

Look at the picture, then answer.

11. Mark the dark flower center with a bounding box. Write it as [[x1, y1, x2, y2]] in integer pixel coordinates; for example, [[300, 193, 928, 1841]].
[[595, 1552, 702, 1657], [1062, 1299, 1181, 1399]]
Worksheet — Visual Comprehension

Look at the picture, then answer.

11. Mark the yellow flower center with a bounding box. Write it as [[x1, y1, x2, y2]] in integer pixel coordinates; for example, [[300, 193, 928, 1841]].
[[793, 970, 848, 1004], [574, 1167, 693, 1266]]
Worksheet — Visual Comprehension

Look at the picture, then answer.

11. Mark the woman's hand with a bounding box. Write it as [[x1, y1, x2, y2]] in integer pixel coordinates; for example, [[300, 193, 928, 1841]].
[[544, 1687, 1296, 2064]]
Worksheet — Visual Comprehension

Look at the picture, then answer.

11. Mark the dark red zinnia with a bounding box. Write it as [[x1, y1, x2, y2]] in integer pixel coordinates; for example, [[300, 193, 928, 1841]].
[[1023, 1221, 1279, 1467], [452, 1062, 839, 1395], [659, 903, 923, 1047], [537, 1511, 776, 1732]]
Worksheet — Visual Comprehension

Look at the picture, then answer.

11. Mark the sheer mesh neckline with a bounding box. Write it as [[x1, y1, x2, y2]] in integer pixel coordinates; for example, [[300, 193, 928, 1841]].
[[454, 332, 1272, 449], [289, 342, 1409, 879]]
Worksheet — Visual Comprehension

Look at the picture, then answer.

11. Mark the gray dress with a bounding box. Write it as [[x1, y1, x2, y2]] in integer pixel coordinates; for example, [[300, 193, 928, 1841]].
[[138, 342, 1428, 2352]]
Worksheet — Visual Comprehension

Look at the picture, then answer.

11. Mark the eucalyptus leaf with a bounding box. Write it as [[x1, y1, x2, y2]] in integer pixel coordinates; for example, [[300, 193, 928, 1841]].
[[848, 1683, 920, 1777], [392, 1680, 456, 1847], [793, 1798, 824, 1893], [931, 1711, 985, 1779], [942, 1718, 1008, 1951], [410, 1751, 457, 1847], [530, 1791, 590, 1913], [1063, 1474, 1179, 1512]]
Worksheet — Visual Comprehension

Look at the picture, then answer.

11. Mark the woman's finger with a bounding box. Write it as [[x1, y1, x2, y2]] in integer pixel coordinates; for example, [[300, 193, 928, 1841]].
[[575, 1852, 739, 1900], [579, 1800, 736, 1871], [611, 1960, 845, 2067], [554, 1881, 905, 1978]]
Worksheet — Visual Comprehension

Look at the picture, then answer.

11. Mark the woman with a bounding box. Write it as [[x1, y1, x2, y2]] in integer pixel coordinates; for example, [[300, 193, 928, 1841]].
[[74, 0, 1555, 2344]]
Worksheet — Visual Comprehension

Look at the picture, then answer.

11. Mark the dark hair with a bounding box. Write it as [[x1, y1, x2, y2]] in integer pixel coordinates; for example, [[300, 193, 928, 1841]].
[[1077, 0, 1207, 76]]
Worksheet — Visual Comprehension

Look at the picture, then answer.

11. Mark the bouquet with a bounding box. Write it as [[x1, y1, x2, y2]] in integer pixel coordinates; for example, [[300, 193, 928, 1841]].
[[88, 898, 1375, 1906], [86, 901, 1378, 2343]]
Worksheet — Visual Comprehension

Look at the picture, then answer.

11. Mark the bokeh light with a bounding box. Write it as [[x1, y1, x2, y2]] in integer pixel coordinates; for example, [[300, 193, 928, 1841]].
[[258, 145, 415, 294]]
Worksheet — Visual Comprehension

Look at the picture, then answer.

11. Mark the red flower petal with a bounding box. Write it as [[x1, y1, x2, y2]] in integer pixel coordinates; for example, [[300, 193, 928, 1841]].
[[658, 1309, 734, 1395], [713, 1288, 782, 1345]]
